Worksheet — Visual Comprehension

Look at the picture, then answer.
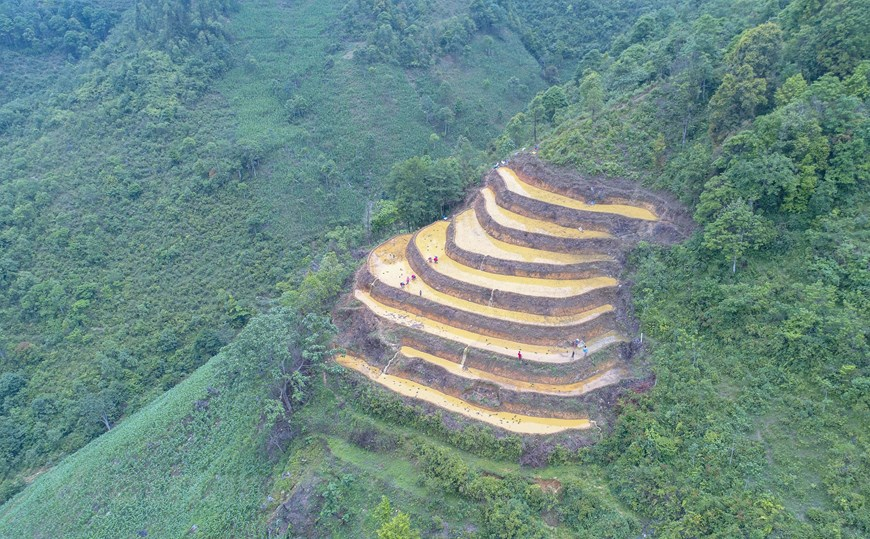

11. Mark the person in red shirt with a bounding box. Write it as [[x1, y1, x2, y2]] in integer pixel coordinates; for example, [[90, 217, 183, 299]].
[[517, 350, 522, 361]]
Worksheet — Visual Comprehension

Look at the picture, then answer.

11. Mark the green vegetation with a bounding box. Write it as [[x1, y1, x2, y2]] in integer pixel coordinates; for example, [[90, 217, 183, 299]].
[[387, 155, 469, 228], [0, 0, 867, 536], [508, 0, 672, 81], [0, 0, 544, 501], [494, 0, 868, 536], [374, 496, 421, 539], [0, 0, 120, 57]]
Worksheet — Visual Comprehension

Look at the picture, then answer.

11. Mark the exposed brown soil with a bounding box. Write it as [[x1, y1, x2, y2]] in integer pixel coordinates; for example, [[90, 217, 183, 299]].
[[406, 235, 620, 316], [397, 331, 626, 385], [508, 156, 695, 242], [534, 478, 563, 495], [473, 195, 623, 255], [267, 474, 323, 537]]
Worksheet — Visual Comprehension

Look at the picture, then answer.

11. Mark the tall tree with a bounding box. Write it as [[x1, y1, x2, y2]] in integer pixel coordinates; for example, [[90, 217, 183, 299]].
[[541, 85, 568, 123], [702, 199, 774, 273], [708, 65, 767, 138], [578, 71, 605, 115], [387, 156, 465, 228], [725, 22, 783, 84]]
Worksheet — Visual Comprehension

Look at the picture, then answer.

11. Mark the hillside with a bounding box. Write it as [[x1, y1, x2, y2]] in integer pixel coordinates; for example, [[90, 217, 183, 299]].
[[488, 1, 869, 536], [0, 307, 639, 537], [0, 0, 547, 499], [0, 0, 867, 537]]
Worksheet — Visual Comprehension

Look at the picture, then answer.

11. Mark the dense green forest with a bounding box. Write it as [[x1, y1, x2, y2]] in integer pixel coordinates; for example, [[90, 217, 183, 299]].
[[1, 0, 868, 536], [491, 0, 869, 535]]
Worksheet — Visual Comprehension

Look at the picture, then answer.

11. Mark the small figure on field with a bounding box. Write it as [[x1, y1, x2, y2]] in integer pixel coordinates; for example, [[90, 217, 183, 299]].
[[428, 256, 432, 263], [517, 350, 522, 361], [582, 345, 588, 358], [433, 256, 438, 263]]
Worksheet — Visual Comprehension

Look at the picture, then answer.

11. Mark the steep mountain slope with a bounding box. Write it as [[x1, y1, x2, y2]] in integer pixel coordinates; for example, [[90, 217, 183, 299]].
[[0, 0, 865, 536], [0, 0, 546, 498], [491, 1, 869, 536]]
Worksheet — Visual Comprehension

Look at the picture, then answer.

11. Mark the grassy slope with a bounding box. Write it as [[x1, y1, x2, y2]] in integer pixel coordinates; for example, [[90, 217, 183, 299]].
[[220, 0, 545, 191], [0, 357, 267, 538], [4, 0, 860, 535]]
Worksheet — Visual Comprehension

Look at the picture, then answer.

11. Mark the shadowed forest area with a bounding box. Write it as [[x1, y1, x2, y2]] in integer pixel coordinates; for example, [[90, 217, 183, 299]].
[[0, 0, 867, 537]]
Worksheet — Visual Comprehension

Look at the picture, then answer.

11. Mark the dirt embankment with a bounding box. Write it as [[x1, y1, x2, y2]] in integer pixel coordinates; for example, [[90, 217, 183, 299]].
[[488, 173, 658, 238], [364, 275, 617, 346], [398, 330, 626, 384], [443, 225, 618, 279]]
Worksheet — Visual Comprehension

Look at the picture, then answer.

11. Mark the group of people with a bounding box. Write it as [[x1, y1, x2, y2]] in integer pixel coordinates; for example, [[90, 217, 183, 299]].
[[398, 255, 442, 295], [572, 338, 588, 359], [399, 274, 421, 296], [517, 338, 588, 362]]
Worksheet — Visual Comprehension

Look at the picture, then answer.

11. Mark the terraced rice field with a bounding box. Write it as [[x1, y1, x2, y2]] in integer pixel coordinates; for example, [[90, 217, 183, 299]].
[[337, 159, 680, 434], [480, 187, 608, 239]]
